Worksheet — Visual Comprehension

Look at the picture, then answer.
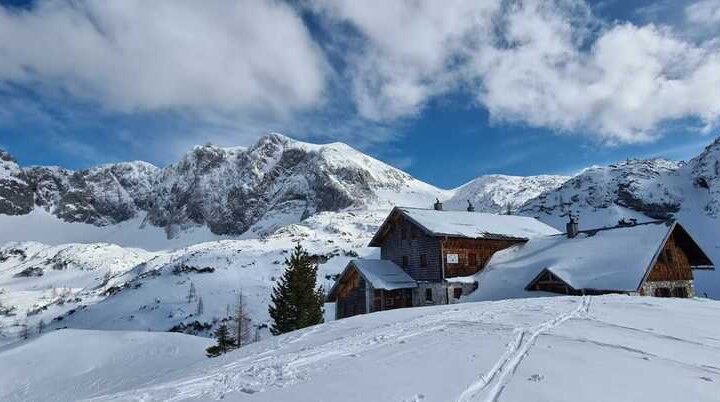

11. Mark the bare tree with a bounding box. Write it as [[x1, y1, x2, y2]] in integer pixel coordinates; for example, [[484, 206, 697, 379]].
[[38, 319, 46, 334], [187, 282, 197, 303], [20, 320, 29, 340], [196, 297, 204, 316], [234, 292, 253, 347]]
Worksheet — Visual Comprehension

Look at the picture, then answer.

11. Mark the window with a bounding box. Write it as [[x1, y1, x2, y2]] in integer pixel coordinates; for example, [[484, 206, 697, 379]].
[[420, 253, 428, 267], [453, 288, 463, 299], [425, 288, 433, 302], [654, 287, 671, 297], [468, 253, 478, 266], [402, 256, 409, 269]]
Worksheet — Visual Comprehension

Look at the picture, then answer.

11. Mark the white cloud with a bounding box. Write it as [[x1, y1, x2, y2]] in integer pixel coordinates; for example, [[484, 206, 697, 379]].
[[0, 0, 327, 114], [685, 0, 720, 27], [310, 0, 720, 144]]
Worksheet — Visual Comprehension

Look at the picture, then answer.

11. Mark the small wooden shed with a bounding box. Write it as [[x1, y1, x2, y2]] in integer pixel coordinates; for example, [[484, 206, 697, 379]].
[[328, 260, 417, 320]]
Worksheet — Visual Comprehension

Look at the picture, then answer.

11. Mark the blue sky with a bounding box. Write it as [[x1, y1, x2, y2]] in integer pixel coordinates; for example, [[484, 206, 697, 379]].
[[1, 0, 719, 188]]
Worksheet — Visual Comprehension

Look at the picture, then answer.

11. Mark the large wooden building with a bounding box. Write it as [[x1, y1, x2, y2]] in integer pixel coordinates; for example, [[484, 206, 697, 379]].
[[328, 204, 715, 320], [328, 204, 561, 319]]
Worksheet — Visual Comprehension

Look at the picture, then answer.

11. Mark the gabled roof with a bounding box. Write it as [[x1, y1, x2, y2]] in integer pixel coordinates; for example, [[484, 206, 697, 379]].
[[470, 221, 713, 300], [328, 259, 417, 300], [369, 207, 561, 246]]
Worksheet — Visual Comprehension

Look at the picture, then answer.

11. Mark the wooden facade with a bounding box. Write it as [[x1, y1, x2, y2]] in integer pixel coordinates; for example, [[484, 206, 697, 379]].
[[378, 213, 524, 281], [640, 229, 695, 298], [443, 238, 521, 277], [333, 267, 368, 319]]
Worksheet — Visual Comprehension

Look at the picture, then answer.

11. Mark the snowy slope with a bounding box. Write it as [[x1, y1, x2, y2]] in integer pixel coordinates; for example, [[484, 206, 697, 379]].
[[446, 174, 569, 213], [1, 296, 717, 402], [0, 329, 212, 402], [0, 209, 386, 343]]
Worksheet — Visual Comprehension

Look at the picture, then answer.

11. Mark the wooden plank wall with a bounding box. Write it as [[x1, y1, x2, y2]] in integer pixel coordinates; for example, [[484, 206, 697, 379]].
[[380, 215, 443, 281], [335, 268, 368, 319], [444, 238, 522, 277], [647, 232, 694, 282]]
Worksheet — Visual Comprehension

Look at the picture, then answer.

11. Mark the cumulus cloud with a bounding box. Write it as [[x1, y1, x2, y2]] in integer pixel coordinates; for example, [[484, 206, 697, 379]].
[[685, 0, 720, 27], [0, 0, 327, 114], [310, 0, 720, 143]]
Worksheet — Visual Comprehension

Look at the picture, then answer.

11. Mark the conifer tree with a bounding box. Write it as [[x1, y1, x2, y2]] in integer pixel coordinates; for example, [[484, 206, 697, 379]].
[[205, 324, 235, 358], [268, 243, 324, 335]]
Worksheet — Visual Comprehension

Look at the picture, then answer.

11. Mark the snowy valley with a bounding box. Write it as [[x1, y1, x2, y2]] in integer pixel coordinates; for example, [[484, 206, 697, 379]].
[[1, 134, 720, 401]]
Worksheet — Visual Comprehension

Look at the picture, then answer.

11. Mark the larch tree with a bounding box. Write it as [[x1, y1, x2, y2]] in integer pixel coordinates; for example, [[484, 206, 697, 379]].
[[268, 243, 324, 336], [234, 292, 253, 347]]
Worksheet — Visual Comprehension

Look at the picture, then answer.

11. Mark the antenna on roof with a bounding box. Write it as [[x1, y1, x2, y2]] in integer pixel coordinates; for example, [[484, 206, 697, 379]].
[[434, 198, 443, 211], [466, 200, 475, 212]]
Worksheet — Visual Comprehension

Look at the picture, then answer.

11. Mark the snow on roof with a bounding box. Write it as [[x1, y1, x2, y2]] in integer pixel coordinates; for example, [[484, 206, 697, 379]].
[[469, 221, 676, 301], [350, 259, 417, 290], [395, 207, 560, 240], [329, 259, 417, 299]]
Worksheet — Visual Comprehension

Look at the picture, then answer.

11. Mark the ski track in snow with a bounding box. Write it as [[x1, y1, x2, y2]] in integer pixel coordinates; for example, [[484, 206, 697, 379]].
[[457, 296, 592, 402], [81, 307, 491, 401]]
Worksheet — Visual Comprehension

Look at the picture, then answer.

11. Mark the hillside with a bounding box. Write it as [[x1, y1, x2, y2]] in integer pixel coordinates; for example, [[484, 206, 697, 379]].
[[1, 296, 717, 402]]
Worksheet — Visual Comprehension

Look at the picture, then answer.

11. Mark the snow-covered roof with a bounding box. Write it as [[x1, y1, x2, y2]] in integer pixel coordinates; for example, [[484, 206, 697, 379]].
[[328, 259, 417, 299], [469, 221, 712, 301], [370, 207, 560, 246]]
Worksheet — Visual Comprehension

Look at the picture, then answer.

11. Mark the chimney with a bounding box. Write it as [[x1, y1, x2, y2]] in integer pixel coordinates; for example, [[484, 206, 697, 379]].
[[566, 214, 579, 238], [466, 200, 475, 212], [434, 198, 443, 211]]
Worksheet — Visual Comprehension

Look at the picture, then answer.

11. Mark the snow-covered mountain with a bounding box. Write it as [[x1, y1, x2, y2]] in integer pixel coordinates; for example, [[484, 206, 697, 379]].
[[446, 174, 569, 213], [0, 133, 445, 238]]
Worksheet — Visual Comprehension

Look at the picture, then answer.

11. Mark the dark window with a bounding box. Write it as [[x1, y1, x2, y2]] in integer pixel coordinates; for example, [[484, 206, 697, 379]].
[[654, 287, 671, 297], [402, 256, 409, 269], [671, 287, 688, 298], [468, 253, 478, 266], [420, 253, 428, 267], [453, 288, 463, 299], [425, 288, 433, 302]]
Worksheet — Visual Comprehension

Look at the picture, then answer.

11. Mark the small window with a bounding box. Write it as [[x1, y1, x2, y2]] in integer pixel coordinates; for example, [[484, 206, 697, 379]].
[[425, 288, 433, 302], [453, 288, 463, 299], [420, 253, 428, 267], [402, 256, 409, 269], [468, 253, 478, 266], [654, 287, 671, 298]]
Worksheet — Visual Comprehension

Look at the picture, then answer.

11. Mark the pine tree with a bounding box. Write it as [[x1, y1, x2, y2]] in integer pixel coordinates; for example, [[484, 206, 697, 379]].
[[187, 282, 197, 303], [205, 324, 236, 358], [20, 320, 29, 340], [196, 297, 204, 316], [234, 292, 253, 346], [268, 243, 325, 335]]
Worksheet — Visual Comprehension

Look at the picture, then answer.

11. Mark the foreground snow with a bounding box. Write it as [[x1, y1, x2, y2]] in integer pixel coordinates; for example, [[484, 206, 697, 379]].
[[1, 296, 717, 402]]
